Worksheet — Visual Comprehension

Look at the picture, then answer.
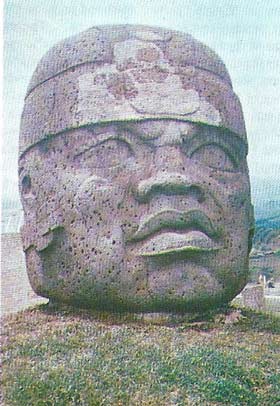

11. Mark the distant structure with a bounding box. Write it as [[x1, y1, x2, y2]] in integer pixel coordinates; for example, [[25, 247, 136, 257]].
[[1, 232, 48, 316], [1, 209, 23, 234]]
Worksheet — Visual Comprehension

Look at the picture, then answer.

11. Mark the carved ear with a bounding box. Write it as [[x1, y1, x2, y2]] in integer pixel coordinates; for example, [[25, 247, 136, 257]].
[[24, 246, 45, 295], [36, 226, 65, 252], [21, 222, 63, 252], [248, 203, 255, 253]]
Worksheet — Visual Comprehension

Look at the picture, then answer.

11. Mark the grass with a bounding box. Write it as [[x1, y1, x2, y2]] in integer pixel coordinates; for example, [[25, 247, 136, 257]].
[[1, 304, 280, 406]]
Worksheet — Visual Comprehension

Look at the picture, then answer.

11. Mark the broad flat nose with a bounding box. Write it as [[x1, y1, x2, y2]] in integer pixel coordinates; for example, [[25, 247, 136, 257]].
[[134, 122, 205, 203], [135, 171, 205, 203]]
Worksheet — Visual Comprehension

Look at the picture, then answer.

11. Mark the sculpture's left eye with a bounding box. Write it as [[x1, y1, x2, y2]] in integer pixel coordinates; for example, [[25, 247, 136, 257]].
[[191, 144, 236, 171], [76, 138, 133, 168]]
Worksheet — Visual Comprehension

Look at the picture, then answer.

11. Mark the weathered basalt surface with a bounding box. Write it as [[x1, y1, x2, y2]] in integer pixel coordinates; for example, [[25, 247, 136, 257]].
[[19, 25, 254, 312]]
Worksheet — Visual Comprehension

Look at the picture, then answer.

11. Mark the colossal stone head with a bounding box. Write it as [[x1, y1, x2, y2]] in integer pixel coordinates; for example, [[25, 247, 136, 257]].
[[19, 25, 254, 312]]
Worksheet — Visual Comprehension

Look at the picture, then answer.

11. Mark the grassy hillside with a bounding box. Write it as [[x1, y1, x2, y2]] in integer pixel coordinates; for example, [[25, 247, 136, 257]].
[[1, 304, 280, 406], [249, 213, 280, 283]]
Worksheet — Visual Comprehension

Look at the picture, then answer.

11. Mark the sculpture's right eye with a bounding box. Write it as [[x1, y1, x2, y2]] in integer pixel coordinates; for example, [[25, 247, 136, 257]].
[[190, 143, 237, 171], [74, 138, 133, 168]]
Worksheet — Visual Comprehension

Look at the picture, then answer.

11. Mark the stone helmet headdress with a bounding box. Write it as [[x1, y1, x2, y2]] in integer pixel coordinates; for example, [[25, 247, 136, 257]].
[[19, 24, 247, 156]]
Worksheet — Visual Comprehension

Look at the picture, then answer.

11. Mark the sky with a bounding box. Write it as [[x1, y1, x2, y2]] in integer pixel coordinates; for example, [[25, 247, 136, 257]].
[[3, 0, 280, 214]]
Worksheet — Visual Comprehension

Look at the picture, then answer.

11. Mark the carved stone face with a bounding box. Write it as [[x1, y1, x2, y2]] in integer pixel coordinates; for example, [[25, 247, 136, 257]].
[[19, 119, 253, 311], [19, 25, 254, 312]]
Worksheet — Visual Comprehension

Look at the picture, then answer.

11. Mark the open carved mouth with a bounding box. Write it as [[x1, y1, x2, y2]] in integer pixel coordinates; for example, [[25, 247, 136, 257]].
[[129, 209, 223, 257]]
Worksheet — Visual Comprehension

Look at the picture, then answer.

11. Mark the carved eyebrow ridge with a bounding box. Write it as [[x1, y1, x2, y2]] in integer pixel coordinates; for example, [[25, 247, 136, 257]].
[[190, 141, 239, 169], [187, 129, 247, 160], [73, 134, 134, 159]]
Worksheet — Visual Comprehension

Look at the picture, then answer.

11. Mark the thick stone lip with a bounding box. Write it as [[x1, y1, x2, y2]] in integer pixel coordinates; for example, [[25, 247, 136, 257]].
[[136, 230, 223, 257], [130, 209, 218, 242], [139, 245, 222, 258]]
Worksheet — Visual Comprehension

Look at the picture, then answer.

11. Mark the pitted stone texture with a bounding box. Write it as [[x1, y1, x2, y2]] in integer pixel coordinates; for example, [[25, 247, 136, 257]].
[[19, 119, 254, 312], [19, 26, 254, 313], [27, 25, 231, 93], [20, 25, 246, 156]]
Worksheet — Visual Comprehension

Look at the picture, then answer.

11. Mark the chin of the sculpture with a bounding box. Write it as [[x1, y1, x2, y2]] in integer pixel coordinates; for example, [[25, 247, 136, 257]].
[[25, 246, 249, 313], [34, 284, 244, 313]]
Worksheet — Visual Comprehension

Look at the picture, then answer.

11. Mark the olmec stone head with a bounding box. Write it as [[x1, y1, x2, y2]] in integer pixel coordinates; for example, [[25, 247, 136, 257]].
[[19, 25, 254, 312]]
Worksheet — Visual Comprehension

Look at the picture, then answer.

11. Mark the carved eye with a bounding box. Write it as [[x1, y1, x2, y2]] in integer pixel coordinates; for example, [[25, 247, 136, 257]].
[[191, 144, 236, 171], [76, 138, 133, 168]]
